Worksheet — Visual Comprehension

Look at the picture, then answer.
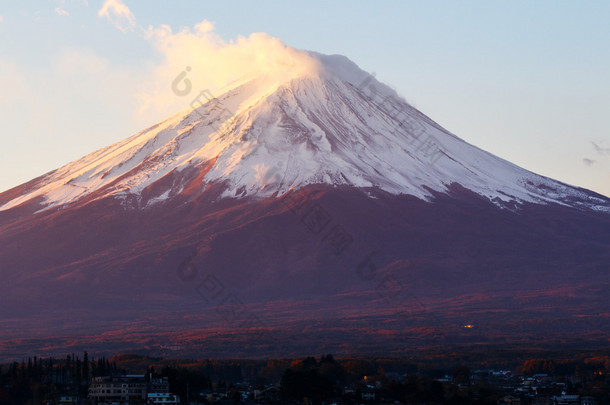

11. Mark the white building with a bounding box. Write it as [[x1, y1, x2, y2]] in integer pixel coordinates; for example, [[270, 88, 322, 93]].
[[89, 375, 147, 403]]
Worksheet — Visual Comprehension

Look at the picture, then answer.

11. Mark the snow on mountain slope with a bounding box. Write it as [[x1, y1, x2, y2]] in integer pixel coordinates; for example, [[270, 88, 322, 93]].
[[1, 52, 608, 213]]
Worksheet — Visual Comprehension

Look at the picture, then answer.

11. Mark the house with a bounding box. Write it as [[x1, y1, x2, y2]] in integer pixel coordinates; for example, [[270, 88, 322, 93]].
[[580, 396, 595, 405], [147, 392, 180, 404], [361, 390, 375, 401], [553, 395, 580, 405], [148, 377, 170, 393], [253, 386, 280, 402], [58, 396, 79, 404], [500, 396, 521, 405], [536, 396, 554, 405]]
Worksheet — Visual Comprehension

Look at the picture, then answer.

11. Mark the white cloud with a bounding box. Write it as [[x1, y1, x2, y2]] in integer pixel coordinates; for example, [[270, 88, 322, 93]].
[[97, 0, 136, 33], [0, 11, 321, 194], [0, 15, 4, 23], [137, 20, 320, 119], [0, 4, 323, 193], [55, 8, 70, 16]]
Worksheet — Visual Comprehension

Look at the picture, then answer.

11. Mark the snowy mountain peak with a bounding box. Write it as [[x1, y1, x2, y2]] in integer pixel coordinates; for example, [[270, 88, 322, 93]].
[[1, 51, 609, 213]]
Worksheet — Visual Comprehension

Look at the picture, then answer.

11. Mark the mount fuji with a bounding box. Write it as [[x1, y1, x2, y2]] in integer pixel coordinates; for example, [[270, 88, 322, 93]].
[[0, 51, 609, 360]]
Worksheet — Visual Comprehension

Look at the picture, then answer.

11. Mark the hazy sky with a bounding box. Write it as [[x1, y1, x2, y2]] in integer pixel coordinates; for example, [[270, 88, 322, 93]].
[[1, 1, 609, 197]]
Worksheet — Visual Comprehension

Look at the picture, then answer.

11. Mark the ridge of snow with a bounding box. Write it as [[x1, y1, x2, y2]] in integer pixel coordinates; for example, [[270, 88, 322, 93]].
[[1, 52, 608, 213]]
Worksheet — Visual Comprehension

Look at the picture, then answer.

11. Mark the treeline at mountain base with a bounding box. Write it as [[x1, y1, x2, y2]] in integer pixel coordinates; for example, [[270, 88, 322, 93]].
[[1, 351, 609, 404]]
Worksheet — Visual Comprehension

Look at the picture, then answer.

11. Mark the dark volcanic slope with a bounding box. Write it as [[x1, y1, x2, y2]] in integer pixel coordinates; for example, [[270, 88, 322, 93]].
[[1, 180, 608, 360]]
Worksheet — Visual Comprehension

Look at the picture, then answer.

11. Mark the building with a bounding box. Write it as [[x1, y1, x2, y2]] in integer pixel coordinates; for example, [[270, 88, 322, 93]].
[[500, 396, 521, 405], [89, 374, 177, 405], [148, 377, 170, 393], [147, 392, 180, 404], [58, 396, 79, 405], [88, 375, 147, 404], [253, 386, 280, 402], [553, 395, 581, 405], [361, 390, 376, 401]]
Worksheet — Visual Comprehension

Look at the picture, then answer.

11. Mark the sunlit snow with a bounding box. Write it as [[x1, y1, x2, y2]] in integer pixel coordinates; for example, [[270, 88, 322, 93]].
[[1, 52, 608, 213]]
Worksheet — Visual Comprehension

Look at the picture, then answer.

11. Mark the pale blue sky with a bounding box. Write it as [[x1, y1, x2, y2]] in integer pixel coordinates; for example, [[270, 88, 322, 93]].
[[1, 1, 609, 197]]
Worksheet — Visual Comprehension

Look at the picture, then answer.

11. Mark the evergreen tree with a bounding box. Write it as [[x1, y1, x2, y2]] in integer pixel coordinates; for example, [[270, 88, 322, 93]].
[[75, 357, 82, 388], [83, 351, 89, 381], [49, 357, 55, 383]]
